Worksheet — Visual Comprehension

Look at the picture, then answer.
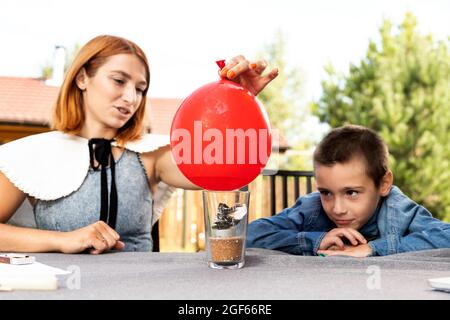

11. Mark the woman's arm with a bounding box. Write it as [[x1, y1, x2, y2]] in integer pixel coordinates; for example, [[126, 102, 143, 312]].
[[0, 220, 125, 254], [151, 145, 200, 190], [0, 171, 125, 253], [0, 223, 63, 252], [0, 171, 26, 221], [0, 171, 62, 252]]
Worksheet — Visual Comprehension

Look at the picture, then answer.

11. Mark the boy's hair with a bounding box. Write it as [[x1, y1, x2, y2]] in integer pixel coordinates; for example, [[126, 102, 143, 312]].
[[51, 35, 150, 145], [313, 125, 389, 187]]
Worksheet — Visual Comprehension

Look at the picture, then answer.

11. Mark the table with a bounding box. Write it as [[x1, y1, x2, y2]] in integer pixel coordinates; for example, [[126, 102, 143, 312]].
[[1, 248, 449, 300]]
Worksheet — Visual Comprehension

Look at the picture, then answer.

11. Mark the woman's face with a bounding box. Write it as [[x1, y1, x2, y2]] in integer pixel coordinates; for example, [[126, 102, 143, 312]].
[[77, 53, 148, 132]]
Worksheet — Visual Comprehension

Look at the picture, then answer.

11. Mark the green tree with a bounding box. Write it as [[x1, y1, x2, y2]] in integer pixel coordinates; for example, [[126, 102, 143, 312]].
[[257, 30, 314, 170], [311, 13, 450, 221]]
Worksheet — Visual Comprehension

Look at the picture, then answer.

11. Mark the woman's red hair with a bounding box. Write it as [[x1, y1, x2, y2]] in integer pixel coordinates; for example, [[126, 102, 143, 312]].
[[52, 35, 150, 145]]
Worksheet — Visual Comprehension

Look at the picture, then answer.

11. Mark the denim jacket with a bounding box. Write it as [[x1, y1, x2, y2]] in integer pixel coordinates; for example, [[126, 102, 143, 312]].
[[246, 186, 450, 256]]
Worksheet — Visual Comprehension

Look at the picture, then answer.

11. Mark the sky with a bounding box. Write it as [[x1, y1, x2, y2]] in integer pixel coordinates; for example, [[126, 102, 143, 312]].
[[1, 0, 448, 98], [0, 0, 449, 142]]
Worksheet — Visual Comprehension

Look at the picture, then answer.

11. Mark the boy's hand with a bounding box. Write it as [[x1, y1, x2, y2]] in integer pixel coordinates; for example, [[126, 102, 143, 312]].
[[319, 227, 367, 251], [317, 244, 373, 258]]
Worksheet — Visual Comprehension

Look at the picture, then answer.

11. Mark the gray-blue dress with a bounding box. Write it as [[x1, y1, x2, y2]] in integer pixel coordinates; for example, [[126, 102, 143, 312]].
[[33, 149, 154, 251]]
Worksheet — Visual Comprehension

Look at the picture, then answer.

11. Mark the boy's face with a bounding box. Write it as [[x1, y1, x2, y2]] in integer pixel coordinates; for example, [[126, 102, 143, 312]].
[[315, 156, 392, 230]]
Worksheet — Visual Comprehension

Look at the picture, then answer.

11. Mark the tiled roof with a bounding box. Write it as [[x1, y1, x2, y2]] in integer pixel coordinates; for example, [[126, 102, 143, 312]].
[[0, 76, 182, 134], [147, 98, 183, 135], [0, 77, 57, 125], [0, 76, 289, 149]]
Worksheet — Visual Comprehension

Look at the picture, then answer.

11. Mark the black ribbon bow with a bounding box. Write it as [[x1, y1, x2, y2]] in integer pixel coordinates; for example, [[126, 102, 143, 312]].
[[88, 138, 118, 229]]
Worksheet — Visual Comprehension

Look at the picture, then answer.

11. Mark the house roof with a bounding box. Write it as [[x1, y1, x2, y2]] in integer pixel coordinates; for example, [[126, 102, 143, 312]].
[[147, 98, 183, 135], [0, 76, 289, 150], [0, 77, 57, 125]]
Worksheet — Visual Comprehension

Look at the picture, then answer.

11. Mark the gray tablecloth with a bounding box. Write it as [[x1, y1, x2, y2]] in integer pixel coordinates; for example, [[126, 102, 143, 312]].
[[1, 248, 450, 300]]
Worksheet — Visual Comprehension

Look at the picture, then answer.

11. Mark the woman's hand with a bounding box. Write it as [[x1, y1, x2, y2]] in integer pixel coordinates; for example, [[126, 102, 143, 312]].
[[319, 227, 367, 251], [220, 55, 278, 96], [58, 221, 125, 254]]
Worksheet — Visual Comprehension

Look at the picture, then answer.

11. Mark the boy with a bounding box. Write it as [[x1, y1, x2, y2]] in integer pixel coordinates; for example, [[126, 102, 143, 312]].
[[247, 125, 450, 257]]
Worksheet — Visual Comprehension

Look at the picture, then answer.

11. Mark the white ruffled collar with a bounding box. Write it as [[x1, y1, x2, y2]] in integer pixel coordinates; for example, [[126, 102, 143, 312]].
[[0, 131, 169, 200]]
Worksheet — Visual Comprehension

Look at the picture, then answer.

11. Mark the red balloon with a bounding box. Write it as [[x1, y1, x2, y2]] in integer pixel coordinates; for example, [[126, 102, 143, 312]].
[[170, 79, 272, 191]]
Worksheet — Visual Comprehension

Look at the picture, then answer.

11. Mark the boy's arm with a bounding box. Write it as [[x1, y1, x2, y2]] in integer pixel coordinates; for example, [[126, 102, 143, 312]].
[[246, 198, 327, 255], [369, 205, 450, 256]]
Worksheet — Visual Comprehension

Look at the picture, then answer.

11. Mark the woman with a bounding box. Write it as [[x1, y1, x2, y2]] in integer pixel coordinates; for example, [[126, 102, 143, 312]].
[[0, 35, 278, 254]]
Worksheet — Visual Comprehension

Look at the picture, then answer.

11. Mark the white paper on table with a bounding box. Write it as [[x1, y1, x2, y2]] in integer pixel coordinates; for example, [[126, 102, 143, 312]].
[[0, 261, 71, 276]]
